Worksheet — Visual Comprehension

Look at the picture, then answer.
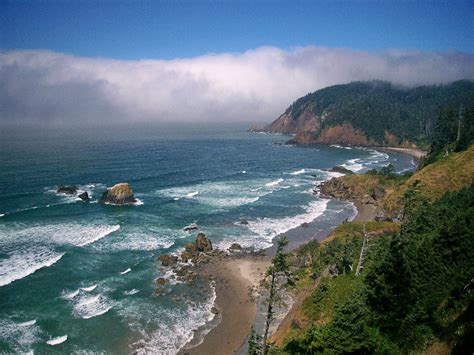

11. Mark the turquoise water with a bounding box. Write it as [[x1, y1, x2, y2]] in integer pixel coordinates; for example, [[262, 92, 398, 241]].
[[0, 124, 414, 353]]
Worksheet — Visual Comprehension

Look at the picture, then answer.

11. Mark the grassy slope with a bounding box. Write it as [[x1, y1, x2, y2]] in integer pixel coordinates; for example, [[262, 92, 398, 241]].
[[384, 144, 474, 213], [270, 145, 474, 352]]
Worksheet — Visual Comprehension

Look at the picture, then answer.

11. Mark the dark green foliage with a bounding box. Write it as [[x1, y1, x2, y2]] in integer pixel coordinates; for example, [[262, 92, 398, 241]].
[[285, 80, 474, 146], [248, 326, 263, 355], [278, 184, 474, 354], [424, 104, 474, 165], [365, 184, 474, 350]]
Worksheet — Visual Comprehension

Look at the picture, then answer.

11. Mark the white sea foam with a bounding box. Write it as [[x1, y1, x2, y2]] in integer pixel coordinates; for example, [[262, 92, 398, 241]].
[[0, 247, 65, 287], [0, 318, 43, 352], [265, 178, 284, 187], [330, 144, 353, 150], [63, 289, 80, 299], [72, 294, 114, 319], [18, 320, 37, 327], [76, 225, 120, 247], [81, 284, 97, 292], [47, 335, 67, 345], [0, 213, 4, 217], [241, 170, 247, 174], [133, 198, 145, 206], [124, 289, 140, 295], [158, 179, 276, 208], [0, 223, 120, 248], [95, 229, 177, 252], [341, 158, 364, 172], [120, 268, 131, 275], [290, 169, 306, 175], [246, 199, 329, 243], [130, 283, 217, 354]]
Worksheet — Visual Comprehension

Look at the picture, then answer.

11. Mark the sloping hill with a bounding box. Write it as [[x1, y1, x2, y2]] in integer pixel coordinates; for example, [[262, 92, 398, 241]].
[[263, 80, 474, 147]]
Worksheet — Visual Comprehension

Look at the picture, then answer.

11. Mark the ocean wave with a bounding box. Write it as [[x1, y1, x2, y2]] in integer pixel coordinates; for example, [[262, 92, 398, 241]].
[[81, 284, 98, 292], [246, 199, 329, 243], [290, 169, 306, 175], [0, 318, 43, 352], [46, 335, 67, 346], [341, 158, 364, 172], [265, 178, 284, 187], [133, 198, 145, 206], [0, 223, 120, 248], [158, 179, 277, 208], [72, 294, 114, 319], [124, 289, 140, 295], [330, 144, 353, 150], [129, 283, 217, 354], [120, 268, 131, 275], [18, 319, 37, 327], [95, 230, 176, 252], [0, 247, 65, 287]]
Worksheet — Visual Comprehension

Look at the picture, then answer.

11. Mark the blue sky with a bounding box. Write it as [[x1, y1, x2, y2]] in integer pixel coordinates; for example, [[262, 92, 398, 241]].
[[1, 0, 473, 59]]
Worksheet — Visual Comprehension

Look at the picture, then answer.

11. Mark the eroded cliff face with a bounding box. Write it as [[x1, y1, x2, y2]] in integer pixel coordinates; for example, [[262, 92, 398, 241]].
[[263, 107, 321, 134], [288, 123, 376, 147]]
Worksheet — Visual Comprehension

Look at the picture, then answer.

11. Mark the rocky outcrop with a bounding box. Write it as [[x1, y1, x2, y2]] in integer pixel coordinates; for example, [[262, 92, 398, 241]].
[[99, 183, 136, 205], [57, 186, 78, 195], [159, 254, 178, 266], [288, 124, 375, 147], [229, 243, 242, 252], [329, 166, 354, 175], [78, 191, 90, 201], [196, 233, 213, 252], [57, 185, 90, 202]]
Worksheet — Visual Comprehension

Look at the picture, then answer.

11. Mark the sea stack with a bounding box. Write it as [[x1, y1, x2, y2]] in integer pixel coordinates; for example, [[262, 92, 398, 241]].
[[99, 183, 136, 205]]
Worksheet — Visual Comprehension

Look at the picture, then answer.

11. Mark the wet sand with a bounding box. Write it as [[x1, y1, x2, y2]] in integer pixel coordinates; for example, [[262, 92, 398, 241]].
[[181, 255, 270, 355]]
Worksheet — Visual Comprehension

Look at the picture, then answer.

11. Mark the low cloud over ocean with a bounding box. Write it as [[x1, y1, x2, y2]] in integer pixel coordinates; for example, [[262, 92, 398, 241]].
[[1, 46, 473, 125]]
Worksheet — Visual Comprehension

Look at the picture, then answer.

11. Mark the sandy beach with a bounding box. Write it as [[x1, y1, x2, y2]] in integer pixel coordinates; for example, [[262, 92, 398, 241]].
[[181, 255, 270, 355], [376, 146, 428, 159]]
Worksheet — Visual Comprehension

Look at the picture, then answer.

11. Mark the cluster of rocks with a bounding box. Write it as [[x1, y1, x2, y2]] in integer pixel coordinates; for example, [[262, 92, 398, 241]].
[[155, 233, 244, 295], [318, 173, 388, 221], [56, 185, 90, 201], [328, 166, 354, 175], [57, 182, 137, 205]]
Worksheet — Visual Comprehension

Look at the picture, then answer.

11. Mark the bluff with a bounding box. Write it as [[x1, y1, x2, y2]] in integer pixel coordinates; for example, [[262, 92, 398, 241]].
[[261, 80, 474, 147]]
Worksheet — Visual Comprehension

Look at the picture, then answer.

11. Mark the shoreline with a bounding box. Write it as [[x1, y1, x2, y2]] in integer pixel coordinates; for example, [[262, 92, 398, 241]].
[[180, 203, 369, 354], [372, 146, 428, 159], [179, 254, 270, 355], [178, 143, 403, 353]]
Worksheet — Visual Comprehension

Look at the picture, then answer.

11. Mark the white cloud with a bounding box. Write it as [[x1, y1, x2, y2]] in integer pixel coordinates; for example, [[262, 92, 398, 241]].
[[1, 46, 473, 125]]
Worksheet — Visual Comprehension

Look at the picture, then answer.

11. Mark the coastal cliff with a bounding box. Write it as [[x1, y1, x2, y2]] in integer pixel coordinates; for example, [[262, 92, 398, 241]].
[[260, 80, 474, 147]]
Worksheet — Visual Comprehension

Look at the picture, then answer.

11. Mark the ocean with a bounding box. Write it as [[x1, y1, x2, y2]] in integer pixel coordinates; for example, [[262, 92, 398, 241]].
[[0, 124, 414, 353]]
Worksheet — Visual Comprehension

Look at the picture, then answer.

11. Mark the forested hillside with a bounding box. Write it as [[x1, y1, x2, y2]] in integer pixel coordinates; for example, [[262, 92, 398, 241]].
[[261, 80, 474, 148], [252, 98, 474, 354]]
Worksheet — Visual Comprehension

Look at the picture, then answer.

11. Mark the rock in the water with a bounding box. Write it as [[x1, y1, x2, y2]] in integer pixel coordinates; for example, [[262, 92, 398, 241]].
[[183, 223, 199, 232], [329, 166, 354, 175], [228, 243, 242, 252], [78, 191, 90, 201], [184, 242, 198, 253], [211, 307, 219, 314], [240, 219, 249, 225], [158, 254, 178, 267], [156, 277, 167, 286], [181, 251, 193, 262], [301, 222, 309, 228], [57, 185, 78, 195], [196, 233, 212, 252], [99, 183, 136, 205]]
